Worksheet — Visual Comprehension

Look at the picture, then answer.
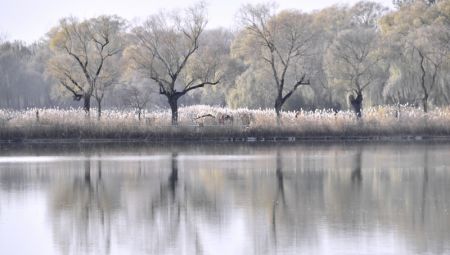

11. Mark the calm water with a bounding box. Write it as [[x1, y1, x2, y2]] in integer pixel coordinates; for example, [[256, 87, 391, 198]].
[[0, 142, 450, 255]]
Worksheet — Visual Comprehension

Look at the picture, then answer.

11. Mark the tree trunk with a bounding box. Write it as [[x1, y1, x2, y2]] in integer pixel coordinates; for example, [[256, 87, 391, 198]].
[[354, 101, 362, 118], [422, 94, 428, 113], [83, 95, 91, 115], [275, 97, 282, 126], [168, 97, 179, 126], [418, 50, 428, 113], [349, 92, 363, 118], [97, 100, 102, 121]]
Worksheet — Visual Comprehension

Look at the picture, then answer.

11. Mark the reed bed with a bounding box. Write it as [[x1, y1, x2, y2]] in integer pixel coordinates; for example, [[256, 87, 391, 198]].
[[1, 105, 450, 141]]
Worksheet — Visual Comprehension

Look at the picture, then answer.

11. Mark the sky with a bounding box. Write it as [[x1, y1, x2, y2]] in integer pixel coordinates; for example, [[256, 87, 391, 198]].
[[0, 0, 393, 43]]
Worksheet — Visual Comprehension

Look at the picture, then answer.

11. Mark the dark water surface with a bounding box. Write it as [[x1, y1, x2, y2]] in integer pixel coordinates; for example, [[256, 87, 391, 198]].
[[0, 142, 450, 255]]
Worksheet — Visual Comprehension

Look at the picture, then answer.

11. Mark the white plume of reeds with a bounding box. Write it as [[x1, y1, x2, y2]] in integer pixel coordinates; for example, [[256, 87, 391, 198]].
[[1, 105, 450, 138]]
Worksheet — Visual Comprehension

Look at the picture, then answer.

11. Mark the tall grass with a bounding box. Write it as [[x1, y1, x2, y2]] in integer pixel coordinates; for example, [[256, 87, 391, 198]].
[[1, 105, 450, 141]]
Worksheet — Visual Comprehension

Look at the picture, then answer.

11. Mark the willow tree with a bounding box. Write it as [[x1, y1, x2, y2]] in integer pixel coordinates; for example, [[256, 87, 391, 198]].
[[324, 1, 387, 118], [48, 15, 125, 116], [406, 28, 445, 113], [126, 3, 222, 125], [325, 28, 384, 118], [380, 1, 448, 112], [234, 4, 315, 124]]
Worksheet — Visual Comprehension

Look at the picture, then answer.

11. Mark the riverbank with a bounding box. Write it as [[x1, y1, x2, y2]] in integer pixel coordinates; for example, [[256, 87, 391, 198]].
[[1, 105, 450, 142], [2, 135, 450, 145]]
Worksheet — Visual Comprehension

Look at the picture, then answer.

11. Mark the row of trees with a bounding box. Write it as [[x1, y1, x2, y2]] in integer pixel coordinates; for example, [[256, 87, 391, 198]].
[[2, 1, 450, 124]]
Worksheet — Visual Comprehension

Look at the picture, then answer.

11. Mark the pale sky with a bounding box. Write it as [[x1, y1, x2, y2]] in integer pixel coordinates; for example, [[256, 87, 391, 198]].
[[0, 0, 393, 43]]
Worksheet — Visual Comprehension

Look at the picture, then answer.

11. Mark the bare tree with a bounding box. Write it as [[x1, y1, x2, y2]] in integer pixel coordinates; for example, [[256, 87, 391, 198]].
[[126, 3, 222, 125], [93, 62, 121, 120], [121, 83, 152, 121], [235, 4, 314, 124], [48, 15, 125, 115]]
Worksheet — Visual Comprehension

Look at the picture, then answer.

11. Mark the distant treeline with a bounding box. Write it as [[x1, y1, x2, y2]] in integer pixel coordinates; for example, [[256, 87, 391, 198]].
[[1, 0, 450, 124]]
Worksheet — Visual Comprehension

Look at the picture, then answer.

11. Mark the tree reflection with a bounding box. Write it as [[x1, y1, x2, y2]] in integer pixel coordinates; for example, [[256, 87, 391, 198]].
[[275, 150, 286, 205], [421, 148, 429, 223], [146, 152, 182, 253], [50, 157, 115, 255], [351, 150, 363, 185], [1, 144, 449, 254], [168, 152, 178, 201], [125, 152, 222, 254], [272, 149, 287, 245]]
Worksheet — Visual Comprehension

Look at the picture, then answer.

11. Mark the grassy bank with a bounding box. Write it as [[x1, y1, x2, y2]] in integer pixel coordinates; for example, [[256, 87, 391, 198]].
[[1, 105, 450, 142]]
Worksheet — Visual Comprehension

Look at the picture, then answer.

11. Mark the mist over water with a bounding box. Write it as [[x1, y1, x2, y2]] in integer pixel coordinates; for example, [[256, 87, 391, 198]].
[[0, 142, 449, 255]]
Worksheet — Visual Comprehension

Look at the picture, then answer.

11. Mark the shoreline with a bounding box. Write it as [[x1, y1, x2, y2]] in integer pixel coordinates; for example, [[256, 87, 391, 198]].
[[2, 135, 450, 145]]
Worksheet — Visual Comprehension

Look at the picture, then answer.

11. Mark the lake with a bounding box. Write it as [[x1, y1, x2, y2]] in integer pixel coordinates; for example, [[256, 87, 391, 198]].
[[0, 142, 449, 255]]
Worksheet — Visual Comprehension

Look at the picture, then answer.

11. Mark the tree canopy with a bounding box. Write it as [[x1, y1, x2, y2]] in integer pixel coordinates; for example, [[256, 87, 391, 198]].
[[2, 1, 450, 122]]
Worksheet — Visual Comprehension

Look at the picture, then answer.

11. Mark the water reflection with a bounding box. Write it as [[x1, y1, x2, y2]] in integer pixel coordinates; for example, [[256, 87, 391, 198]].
[[350, 150, 362, 185], [421, 149, 428, 224], [0, 143, 450, 254], [272, 149, 286, 246], [50, 158, 115, 255]]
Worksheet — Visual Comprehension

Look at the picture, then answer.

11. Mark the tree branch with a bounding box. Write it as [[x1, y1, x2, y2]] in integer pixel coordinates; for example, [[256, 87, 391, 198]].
[[281, 75, 310, 104], [181, 80, 220, 95]]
